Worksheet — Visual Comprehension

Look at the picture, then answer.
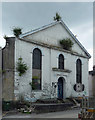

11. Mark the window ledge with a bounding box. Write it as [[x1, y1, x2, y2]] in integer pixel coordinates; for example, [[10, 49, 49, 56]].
[[52, 67, 71, 73]]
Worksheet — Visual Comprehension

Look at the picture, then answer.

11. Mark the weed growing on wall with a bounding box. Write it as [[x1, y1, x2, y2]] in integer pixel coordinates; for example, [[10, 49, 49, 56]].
[[54, 12, 61, 21], [13, 27, 22, 37], [60, 38, 73, 50], [3, 35, 9, 40], [16, 57, 28, 76]]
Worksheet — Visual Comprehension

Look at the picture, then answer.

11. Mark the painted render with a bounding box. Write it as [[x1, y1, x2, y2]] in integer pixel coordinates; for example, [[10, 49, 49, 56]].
[[2, 20, 90, 101]]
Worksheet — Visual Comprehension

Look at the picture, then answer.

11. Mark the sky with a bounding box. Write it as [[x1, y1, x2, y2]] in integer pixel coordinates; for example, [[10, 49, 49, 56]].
[[0, 2, 93, 70]]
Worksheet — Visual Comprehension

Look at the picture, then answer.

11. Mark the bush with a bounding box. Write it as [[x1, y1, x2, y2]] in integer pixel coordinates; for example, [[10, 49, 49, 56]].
[[13, 27, 22, 37], [3, 35, 8, 40], [54, 12, 61, 21], [2, 101, 20, 111], [60, 38, 73, 50], [16, 57, 28, 76], [2, 101, 11, 111]]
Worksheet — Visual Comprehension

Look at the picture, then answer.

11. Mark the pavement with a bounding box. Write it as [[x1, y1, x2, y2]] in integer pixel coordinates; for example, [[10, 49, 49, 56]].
[[2, 108, 80, 119]]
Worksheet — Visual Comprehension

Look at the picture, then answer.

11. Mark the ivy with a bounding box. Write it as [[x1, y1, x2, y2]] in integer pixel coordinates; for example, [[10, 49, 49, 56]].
[[16, 57, 28, 76]]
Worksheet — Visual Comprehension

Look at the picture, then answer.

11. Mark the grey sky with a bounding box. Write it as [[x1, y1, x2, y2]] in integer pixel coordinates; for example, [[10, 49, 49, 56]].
[[2, 2, 92, 33], [1, 2, 93, 70]]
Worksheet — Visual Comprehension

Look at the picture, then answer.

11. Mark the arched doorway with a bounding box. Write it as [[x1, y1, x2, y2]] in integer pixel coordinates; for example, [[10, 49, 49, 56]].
[[58, 77, 64, 99]]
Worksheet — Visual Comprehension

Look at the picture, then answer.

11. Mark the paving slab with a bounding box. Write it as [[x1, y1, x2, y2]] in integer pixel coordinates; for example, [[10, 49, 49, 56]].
[[2, 109, 80, 119]]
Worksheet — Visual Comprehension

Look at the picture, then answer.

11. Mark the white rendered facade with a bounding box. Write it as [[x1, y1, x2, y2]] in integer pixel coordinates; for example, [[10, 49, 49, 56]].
[[14, 21, 90, 101]]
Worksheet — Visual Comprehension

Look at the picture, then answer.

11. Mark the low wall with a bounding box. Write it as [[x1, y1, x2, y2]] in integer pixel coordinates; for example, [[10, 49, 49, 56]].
[[34, 103, 73, 113]]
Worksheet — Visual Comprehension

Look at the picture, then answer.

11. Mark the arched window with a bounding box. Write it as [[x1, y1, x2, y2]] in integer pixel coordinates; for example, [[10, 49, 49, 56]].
[[32, 48, 42, 90], [32, 48, 42, 69], [76, 59, 82, 83], [58, 54, 64, 69]]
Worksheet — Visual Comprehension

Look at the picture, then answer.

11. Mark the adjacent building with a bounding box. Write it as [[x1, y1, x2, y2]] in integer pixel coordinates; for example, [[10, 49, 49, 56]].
[[89, 66, 95, 96]]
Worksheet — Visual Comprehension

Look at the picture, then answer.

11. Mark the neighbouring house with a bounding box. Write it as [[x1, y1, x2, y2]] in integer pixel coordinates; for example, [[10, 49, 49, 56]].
[[2, 20, 91, 101], [89, 66, 95, 96]]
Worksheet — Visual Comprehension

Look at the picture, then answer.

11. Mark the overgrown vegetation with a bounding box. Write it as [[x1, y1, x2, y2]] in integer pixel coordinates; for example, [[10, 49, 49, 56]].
[[16, 57, 28, 76], [60, 38, 74, 50], [54, 12, 61, 21], [3, 35, 8, 40], [29, 76, 40, 90], [29, 81, 35, 90], [13, 27, 22, 37]]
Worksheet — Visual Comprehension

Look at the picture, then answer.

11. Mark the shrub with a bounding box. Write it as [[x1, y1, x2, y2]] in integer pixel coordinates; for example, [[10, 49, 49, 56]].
[[60, 38, 73, 50], [29, 81, 35, 90], [3, 35, 8, 40], [13, 27, 22, 37], [54, 12, 61, 21], [29, 76, 40, 90], [16, 57, 28, 76]]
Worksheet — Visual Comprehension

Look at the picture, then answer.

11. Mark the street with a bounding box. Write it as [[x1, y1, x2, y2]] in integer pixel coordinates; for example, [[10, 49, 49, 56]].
[[2, 109, 80, 119]]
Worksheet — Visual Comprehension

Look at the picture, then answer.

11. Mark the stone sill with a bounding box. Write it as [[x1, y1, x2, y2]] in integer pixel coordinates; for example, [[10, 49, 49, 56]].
[[52, 68, 71, 73]]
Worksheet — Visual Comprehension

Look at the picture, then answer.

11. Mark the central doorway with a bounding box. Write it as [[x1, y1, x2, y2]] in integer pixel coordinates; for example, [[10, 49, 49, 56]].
[[58, 77, 64, 99]]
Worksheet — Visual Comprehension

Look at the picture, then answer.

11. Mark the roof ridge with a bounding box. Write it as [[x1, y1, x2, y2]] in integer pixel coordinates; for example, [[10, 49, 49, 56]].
[[19, 20, 61, 38]]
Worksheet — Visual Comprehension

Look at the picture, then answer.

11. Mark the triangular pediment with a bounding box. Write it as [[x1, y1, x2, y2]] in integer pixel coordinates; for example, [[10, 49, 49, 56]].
[[19, 21, 91, 58]]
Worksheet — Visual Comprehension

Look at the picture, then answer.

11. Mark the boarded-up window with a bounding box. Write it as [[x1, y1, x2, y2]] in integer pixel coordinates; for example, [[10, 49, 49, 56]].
[[32, 48, 42, 90], [76, 59, 82, 83], [59, 54, 64, 69]]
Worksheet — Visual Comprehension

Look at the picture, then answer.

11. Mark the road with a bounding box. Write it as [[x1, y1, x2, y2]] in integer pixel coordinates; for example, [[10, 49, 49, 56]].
[[2, 109, 80, 119]]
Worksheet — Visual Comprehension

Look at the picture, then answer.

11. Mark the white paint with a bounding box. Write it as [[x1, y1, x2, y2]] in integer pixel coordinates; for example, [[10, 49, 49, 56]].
[[14, 23, 89, 100], [24, 23, 88, 58]]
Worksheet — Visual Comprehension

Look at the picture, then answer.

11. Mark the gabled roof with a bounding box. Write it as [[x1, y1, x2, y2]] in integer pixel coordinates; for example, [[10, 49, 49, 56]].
[[19, 20, 91, 58]]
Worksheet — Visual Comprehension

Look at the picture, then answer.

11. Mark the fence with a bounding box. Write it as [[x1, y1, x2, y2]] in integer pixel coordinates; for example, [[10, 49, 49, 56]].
[[81, 96, 95, 118]]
